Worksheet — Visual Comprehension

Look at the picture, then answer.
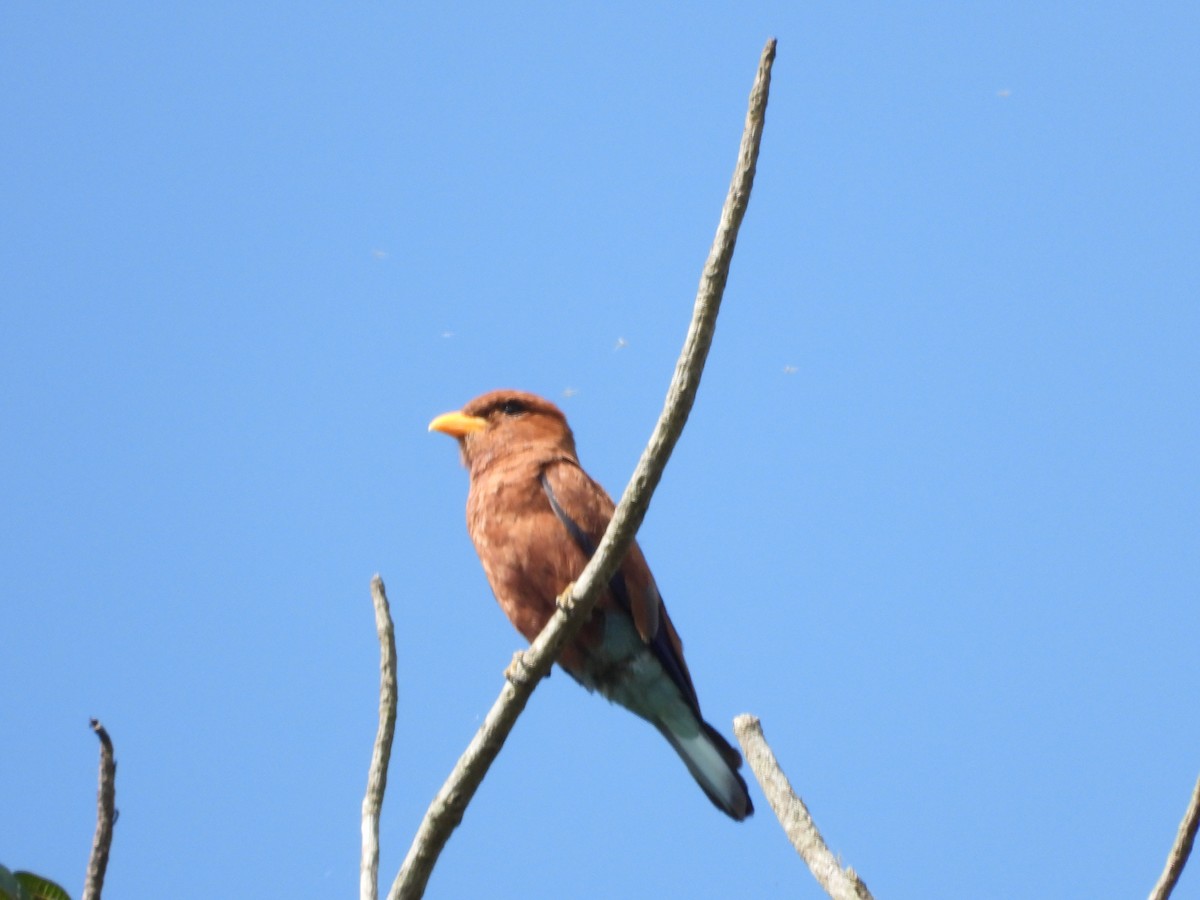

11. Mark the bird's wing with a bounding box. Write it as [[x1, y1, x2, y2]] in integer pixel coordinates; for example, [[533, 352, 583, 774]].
[[540, 459, 701, 712], [539, 460, 657, 639]]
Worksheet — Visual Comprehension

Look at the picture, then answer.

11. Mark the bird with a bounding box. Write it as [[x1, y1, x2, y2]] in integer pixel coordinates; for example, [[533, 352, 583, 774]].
[[429, 389, 753, 821]]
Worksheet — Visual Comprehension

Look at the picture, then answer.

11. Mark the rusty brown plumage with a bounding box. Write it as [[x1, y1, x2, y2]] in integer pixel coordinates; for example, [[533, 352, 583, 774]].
[[430, 389, 752, 820]]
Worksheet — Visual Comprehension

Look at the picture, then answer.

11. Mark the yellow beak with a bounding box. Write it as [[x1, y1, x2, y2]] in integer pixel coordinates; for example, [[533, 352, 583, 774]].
[[428, 410, 488, 437]]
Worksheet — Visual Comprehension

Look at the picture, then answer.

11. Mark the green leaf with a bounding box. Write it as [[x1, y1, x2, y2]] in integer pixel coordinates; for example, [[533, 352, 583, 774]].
[[0, 864, 26, 900], [13, 873, 70, 900]]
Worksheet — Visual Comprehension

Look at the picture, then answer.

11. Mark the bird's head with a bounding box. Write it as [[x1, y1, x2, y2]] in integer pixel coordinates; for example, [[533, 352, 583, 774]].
[[428, 389, 578, 473]]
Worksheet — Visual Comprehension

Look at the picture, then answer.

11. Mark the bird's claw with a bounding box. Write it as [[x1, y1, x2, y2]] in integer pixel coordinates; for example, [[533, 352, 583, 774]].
[[555, 582, 577, 613]]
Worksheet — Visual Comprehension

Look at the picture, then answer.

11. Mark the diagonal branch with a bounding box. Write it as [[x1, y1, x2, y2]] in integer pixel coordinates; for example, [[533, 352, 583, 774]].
[[385, 37, 777, 900], [734, 715, 873, 900], [82, 719, 117, 900], [362, 576, 398, 900], [1149, 773, 1200, 900]]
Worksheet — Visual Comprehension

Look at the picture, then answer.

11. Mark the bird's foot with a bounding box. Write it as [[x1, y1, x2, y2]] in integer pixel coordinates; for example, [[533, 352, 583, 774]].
[[555, 582, 577, 613], [505, 650, 533, 687]]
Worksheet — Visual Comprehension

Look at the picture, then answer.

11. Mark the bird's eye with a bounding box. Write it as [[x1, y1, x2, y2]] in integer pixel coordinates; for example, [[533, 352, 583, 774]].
[[500, 400, 526, 416]]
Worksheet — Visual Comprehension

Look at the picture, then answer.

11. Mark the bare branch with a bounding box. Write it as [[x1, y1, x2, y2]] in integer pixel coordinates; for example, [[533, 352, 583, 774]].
[[387, 38, 777, 900], [734, 715, 873, 900], [1149, 773, 1200, 900], [82, 719, 116, 900], [362, 576, 399, 900]]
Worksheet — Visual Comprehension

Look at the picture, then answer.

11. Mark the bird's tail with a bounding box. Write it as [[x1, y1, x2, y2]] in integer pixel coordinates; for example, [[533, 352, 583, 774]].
[[656, 714, 754, 821]]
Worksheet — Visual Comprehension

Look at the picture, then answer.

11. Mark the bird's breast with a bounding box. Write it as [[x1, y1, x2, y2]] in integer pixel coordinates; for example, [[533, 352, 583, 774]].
[[465, 465, 592, 644]]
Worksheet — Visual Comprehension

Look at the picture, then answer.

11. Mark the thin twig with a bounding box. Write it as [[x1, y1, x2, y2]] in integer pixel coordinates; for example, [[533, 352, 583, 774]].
[[1149, 773, 1200, 900], [362, 576, 399, 900], [734, 715, 873, 900], [82, 719, 116, 900], [386, 38, 776, 900]]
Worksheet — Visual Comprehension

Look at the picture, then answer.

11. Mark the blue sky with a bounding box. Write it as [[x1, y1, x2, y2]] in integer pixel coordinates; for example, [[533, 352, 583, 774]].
[[2, 4, 1197, 898]]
